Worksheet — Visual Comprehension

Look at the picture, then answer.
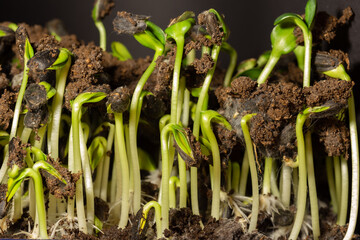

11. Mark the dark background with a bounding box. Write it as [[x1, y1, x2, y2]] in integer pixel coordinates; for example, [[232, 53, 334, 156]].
[[0, 0, 360, 234], [0, 0, 358, 72]]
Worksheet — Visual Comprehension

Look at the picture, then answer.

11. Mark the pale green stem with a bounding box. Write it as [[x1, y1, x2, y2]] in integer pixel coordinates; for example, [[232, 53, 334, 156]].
[[334, 156, 341, 215], [241, 114, 259, 232], [281, 166, 292, 208], [344, 93, 359, 240], [289, 114, 308, 240], [160, 125, 172, 234], [191, 44, 221, 215], [95, 20, 107, 51], [231, 162, 240, 194], [169, 176, 180, 209], [67, 127, 75, 222], [12, 127, 32, 221], [305, 131, 320, 240], [49, 58, 71, 159], [30, 169, 49, 239], [222, 42, 238, 87], [263, 157, 272, 195], [128, 52, 162, 213], [141, 201, 162, 239], [100, 124, 115, 201], [326, 156, 338, 213], [79, 125, 94, 234], [72, 106, 87, 233], [257, 51, 280, 85], [338, 155, 349, 226], [202, 117, 222, 220], [115, 113, 130, 229], [239, 150, 249, 196]]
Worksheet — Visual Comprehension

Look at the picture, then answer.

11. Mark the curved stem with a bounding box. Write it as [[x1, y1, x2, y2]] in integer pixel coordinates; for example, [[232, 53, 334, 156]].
[[289, 114, 308, 240], [95, 20, 106, 51], [305, 131, 320, 240], [241, 113, 259, 232], [191, 44, 221, 215], [0, 59, 30, 183], [222, 42, 238, 87], [169, 176, 180, 209], [30, 169, 49, 239], [201, 116, 222, 220], [344, 93, 359, 240], [140, 201, 162, 239], [257, 51, 280, 85], [115, 113, 130, 229], [128, 52, 162, 213]]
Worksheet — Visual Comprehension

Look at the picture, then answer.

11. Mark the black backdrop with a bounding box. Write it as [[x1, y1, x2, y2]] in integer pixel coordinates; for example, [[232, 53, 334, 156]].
[[0, 0, 359, 73], [0, 0, 360, 234]]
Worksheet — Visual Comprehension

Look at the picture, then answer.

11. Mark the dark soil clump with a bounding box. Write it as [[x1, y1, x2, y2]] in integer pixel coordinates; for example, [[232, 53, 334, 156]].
[[0, 89, 16, 130], [8, 137, 28, 169]]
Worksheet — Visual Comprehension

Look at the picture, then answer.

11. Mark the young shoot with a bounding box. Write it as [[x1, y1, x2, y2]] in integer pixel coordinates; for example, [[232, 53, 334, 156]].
[[240, 113, 259, 232], [139, 201, 162, 239], [113, 12, 165, 213], [92, 0, 114, 50], [200, 110, 232, 220]]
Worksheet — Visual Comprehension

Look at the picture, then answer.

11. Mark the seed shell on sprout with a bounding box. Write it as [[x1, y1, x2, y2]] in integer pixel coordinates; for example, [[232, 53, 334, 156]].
[[15, 25, 29, 61], [27, 49, 60, 72], [107, 86, 130, 113], [113, 11, 150, 35], [24, 83, 47, 110]]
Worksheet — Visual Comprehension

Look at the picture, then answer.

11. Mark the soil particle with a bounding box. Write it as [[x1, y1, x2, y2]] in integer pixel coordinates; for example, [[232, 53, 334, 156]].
[[250, 114, 283, 158], [0, 72, 9, 91], [191, 53, 214, 74], [8, 137, 28, 169], [213, 124, 237, 168], [184, 127, 207, 167], [0, 184, 8, 218], [319, 224, 347, 240], [163, 208, 202, 239], [64, 228, 98, 240], [41, 157, 79, 199], [303, 79, 353, 109], [215, 76, 257, 108], [294, 7, 353, 44], [69, 42, 103, 83], [251, 81, 303, 121], [59, 34, 83, 51], [315, 118, 350, 159], [197, 11, 224, 46], [34, 34, 60, 52], [97, 0, 115, 20], [100, 225, 131, 240], [113, 11, 150, 35], [95, 197, 109, 222], [64, 80, 92, 110], [0, 89, 16, 130]]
